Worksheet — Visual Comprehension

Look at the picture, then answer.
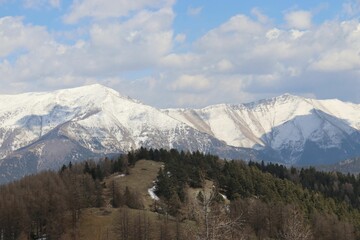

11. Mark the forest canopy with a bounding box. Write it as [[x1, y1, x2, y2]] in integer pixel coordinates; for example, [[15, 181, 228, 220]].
[[0, 147, 359, 239]]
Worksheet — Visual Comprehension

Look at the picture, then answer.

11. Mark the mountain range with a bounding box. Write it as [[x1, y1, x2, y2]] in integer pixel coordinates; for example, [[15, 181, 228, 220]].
[[1, 84, 360, 183]]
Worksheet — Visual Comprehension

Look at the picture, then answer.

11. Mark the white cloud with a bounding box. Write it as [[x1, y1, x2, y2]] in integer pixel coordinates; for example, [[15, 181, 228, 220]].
[[171, 74, 210, 91], [251, 8, 269, 24], [187, 6, 202, 16], [0, 7, 174, 94], [23, 0, 60, 8], [157, 13, 360, 107], [49, 0, 60, 8], [290, 29, 305, 39], [284, 10, 312, 30], [87, 8, 174, 70], [196, 15, 263, 53], [0, 17, 50, 57], [309, 21, 360, 71], [175, 93, 210, 106], [2, 3, 360, 107], [311, 49, 360, 71], [216, 59, 233, 72], [343, 0, 360, 16], [161, 53, 200, 69], [266, 28, 282, 40], [64, 0, 175, 23], [175, 33, 186, 43]]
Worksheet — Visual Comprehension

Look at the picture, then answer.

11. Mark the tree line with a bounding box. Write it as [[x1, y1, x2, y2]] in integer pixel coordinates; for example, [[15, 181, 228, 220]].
[[0, 155, 131, 239], [146, 148, 360, 239], [1, 147, 360, 239]]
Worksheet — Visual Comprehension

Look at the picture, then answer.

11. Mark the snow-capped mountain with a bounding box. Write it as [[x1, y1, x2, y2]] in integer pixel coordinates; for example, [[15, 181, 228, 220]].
[[1, 85, 360, 183], [164, 94, 360, 166], [0, 84, 250, 183]]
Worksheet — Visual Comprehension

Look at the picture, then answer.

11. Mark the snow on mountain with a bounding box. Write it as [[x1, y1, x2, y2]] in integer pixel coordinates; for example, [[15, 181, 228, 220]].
[[164, 94, 360, 165], [0, 84, 251, 183], [1, 85, 360, 183]]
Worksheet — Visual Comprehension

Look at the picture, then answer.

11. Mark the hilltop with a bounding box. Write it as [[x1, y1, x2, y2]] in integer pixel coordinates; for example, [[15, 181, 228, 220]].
[[0, 148, 359, 239]]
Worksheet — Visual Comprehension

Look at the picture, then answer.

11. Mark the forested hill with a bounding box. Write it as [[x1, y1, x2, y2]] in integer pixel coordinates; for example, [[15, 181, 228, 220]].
[[1, 148, 360, 239]]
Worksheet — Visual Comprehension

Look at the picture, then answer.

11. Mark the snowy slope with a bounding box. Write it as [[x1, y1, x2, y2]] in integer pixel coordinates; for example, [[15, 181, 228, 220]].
[[0, 84, 252, 183], [0, 84, 192, 154], [1, 85, 360, 183], [164, 94, 360, 164]]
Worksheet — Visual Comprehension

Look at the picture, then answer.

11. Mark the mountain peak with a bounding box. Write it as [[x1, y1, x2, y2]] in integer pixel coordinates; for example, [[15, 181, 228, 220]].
[[279, 92, 299, 98], [271, 93, 305, 102], [1, 85, 360, 184], [61, 83, 119, 96], [79, 83, 114, 91], [52, 84, 140, 104], [242, 93, 304, 109]]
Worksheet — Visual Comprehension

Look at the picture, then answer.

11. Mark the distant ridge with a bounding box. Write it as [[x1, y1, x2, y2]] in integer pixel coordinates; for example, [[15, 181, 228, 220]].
[[164, 93, 360, 165], [0, 84, 360, 183]]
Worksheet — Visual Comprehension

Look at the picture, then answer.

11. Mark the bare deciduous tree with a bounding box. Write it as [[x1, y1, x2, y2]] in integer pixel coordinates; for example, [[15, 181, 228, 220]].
[[194, 174, 244, 240], [113, 208, 130, 240], [280, 206, 313, 240]]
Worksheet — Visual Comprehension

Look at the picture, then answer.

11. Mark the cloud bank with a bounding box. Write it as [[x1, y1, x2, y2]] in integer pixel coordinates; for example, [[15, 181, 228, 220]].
[[1, 1, 360, 107]]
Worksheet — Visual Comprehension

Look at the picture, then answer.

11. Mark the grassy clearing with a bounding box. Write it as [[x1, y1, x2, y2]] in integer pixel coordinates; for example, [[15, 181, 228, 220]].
[[77, 208, 117, 240], [108, 160, 163, 209], [60, 160, 202, 240], [74, 207, 195, 240], [64, 160, 165, 239]]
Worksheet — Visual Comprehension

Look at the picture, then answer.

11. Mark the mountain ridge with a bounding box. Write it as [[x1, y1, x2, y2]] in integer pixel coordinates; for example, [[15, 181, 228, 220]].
[[1, 84, 360, 183], [164, 94, 360, 150]]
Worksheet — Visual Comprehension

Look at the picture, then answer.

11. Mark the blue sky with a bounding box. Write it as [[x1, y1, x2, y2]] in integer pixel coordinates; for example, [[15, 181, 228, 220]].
[[1, 0, 360, 107]]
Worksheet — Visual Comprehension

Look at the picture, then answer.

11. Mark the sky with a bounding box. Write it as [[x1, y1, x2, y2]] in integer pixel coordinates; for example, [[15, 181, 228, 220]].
[[1, 0, 360, 108]]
